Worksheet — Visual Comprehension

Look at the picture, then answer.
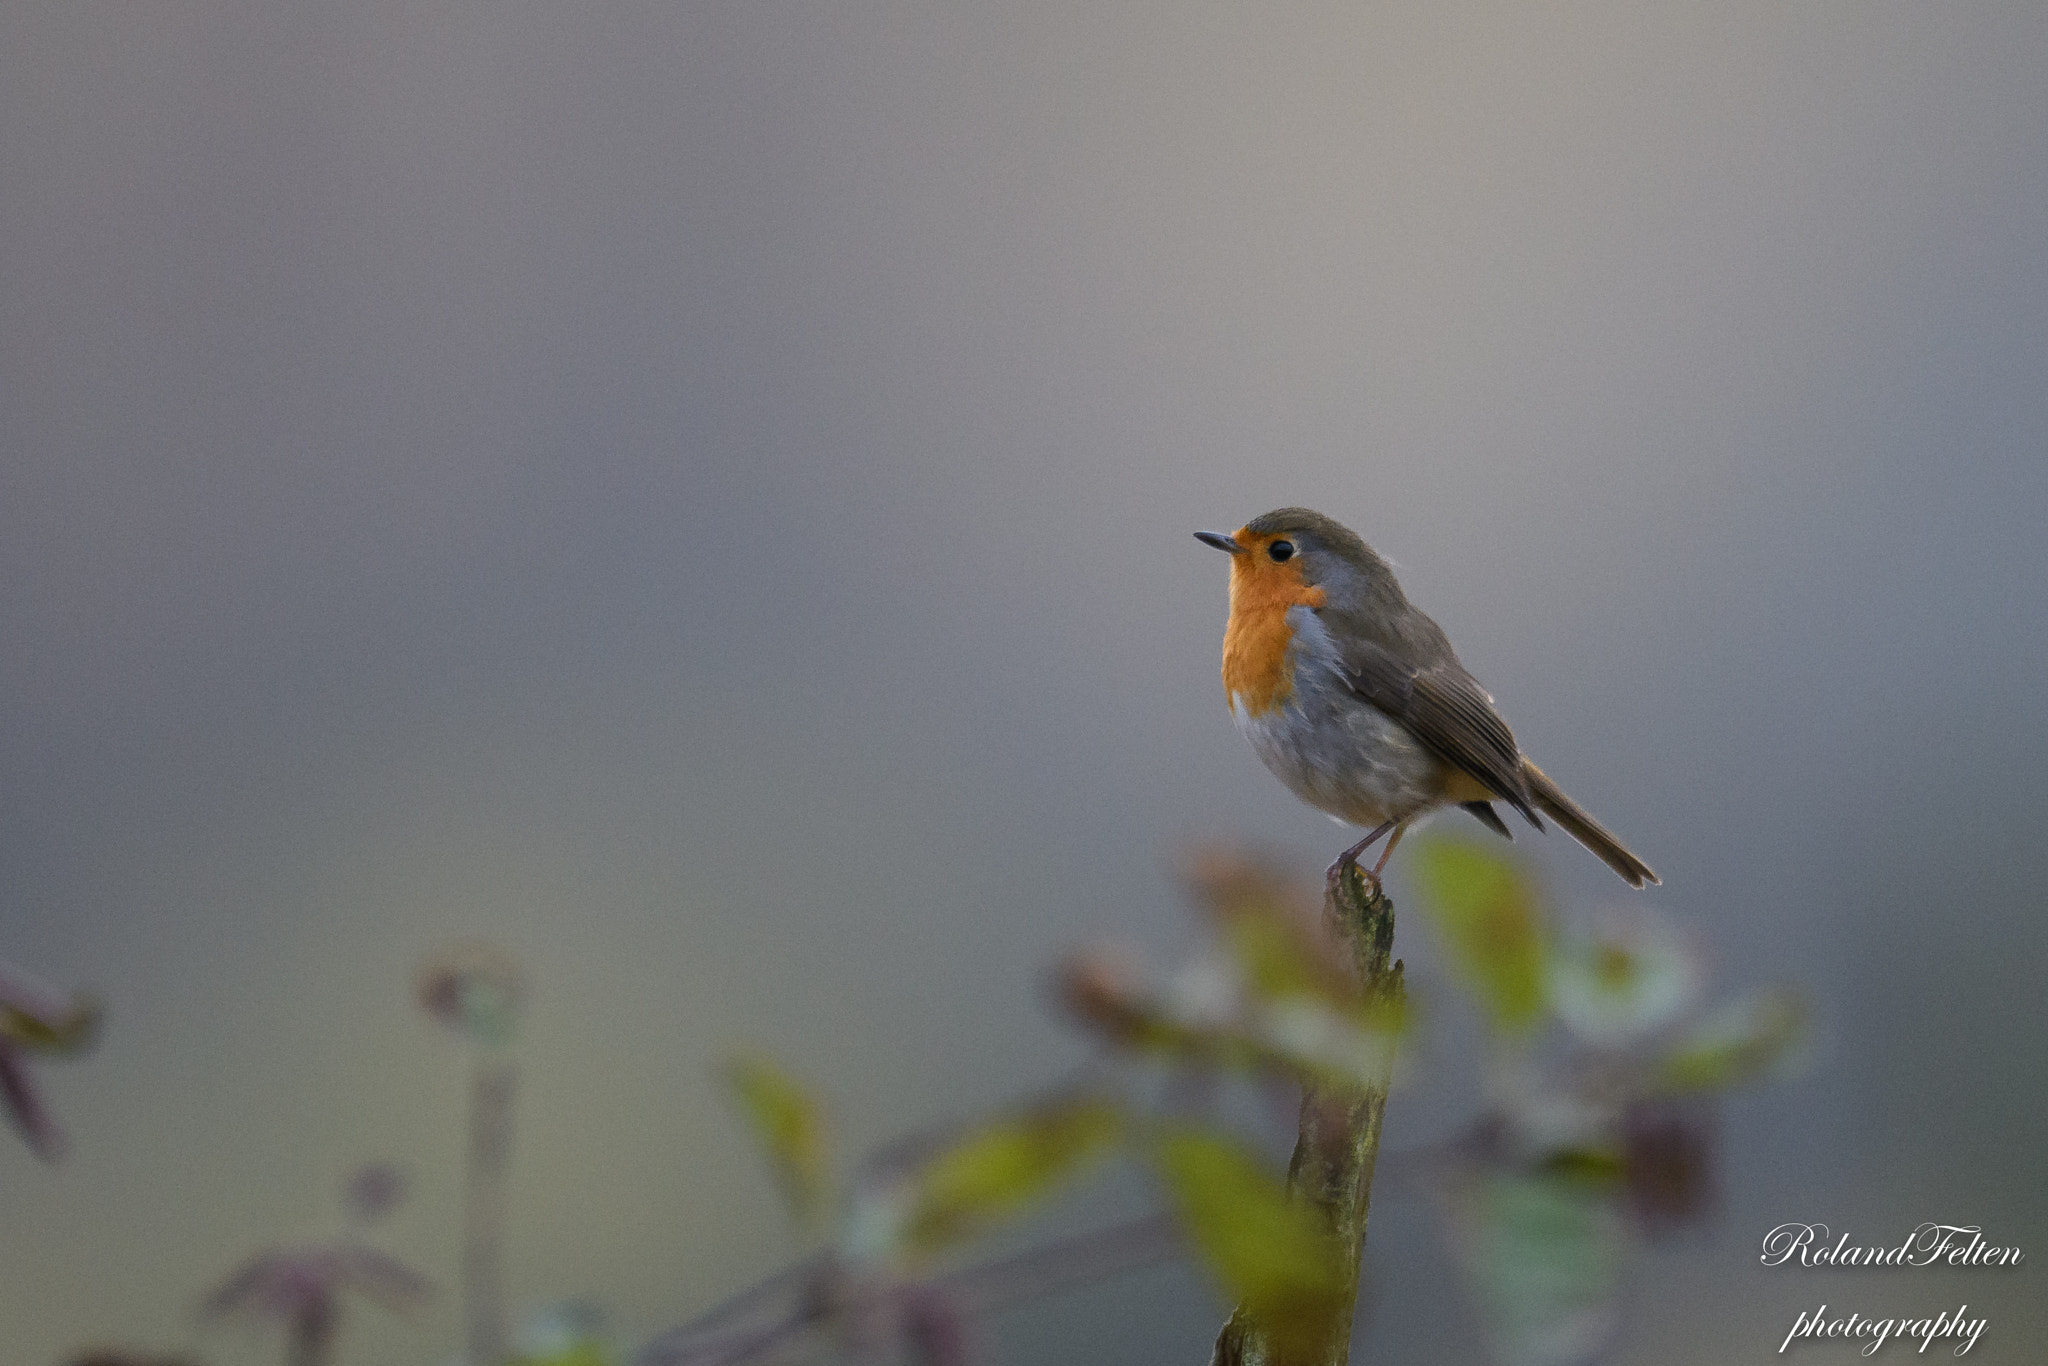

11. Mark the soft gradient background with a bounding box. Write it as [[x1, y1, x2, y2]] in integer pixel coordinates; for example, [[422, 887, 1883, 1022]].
[[3, 2, 2044, 1362]]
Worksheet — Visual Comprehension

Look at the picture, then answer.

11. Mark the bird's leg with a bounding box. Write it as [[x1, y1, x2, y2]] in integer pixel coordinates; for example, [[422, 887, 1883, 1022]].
[[1327, 820, 1396, 891], [1369, 821, 1409, 878]]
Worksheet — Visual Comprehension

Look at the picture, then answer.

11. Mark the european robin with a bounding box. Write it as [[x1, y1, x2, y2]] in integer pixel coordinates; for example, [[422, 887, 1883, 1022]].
[[1196, 507, 1657, 888]]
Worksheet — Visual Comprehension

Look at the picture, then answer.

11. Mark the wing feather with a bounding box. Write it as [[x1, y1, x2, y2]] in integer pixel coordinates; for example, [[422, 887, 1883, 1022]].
[[1340, 640, 1540, 827], [1462, 801, 1514, 840]]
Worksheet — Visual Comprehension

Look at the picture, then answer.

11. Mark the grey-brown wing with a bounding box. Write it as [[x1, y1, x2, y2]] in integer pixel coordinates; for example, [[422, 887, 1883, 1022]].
[[1340, 639, 1540, 827]]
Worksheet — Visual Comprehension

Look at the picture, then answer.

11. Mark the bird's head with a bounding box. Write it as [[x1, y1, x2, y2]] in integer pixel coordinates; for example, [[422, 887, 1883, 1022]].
[[1195, 507, 1391, 605]]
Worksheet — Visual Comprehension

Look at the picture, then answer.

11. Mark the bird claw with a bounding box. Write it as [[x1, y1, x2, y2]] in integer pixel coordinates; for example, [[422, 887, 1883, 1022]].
[[1325, 854, 1381, 899], [1327, 819, 1396, 896]]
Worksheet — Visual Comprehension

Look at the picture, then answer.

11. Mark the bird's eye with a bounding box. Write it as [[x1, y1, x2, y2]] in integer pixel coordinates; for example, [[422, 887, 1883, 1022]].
[[1268, 540, 1295, 562]]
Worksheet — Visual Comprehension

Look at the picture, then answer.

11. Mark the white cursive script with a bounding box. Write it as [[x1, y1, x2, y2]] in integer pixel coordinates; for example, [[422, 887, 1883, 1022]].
[[1760, 1224, 2024, 1269], [1778, 1303, 1987, 1357]]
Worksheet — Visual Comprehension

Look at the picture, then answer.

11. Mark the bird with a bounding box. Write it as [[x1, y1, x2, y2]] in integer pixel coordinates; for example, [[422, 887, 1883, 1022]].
[[1195, 507, 1657, 888]]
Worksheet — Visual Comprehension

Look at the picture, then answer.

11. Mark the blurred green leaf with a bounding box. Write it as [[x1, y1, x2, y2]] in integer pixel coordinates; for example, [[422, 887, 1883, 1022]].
[[1655, 988, 1805, 1094], [1186, 850, 1356, 1008], [1150, 1130, 1350, 1355], [1226, 916, 1336, 1004], [1450, 1171, 1623, 1366], [511, 1346, 608, 1366], [1538, 1147, 1626, 1188], [0, 997, 100, 1055], [1411, 840, 1549, 1034], [903, 1097, 1121, 1253], [725, 1055, 832, 1227], [512, 1300, 610, 1366]]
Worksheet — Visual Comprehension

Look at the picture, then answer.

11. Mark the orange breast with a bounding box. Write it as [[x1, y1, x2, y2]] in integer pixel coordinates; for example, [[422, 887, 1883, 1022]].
[[1220, 530, 1326, 717]]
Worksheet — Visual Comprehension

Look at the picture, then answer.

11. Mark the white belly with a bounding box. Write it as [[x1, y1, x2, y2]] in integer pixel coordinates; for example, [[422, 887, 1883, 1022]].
[[1231, 607, 1445, 827]]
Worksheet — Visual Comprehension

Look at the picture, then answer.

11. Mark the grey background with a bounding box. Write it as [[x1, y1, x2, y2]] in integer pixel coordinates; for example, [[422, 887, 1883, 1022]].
[[2, 1, 2043, 1362]]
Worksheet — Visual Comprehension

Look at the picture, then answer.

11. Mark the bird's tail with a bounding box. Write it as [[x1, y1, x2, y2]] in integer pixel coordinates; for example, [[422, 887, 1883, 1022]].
[[1520, 759, 1659, 888]]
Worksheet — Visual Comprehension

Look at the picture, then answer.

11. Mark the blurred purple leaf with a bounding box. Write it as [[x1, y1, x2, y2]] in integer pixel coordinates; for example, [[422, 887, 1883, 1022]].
[[0, 1042, 64, 1159], [899, 1286, 971, 1366], [204, 1240, 434, 1366], [1620, 1098, 1717, 1235], [342, 1162, 409, 1224], [333, 1245, 436, 1315]]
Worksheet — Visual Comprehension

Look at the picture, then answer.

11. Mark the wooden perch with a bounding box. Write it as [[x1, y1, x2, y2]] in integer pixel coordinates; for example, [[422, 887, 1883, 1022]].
[[1211, 865, 1404, 1366]]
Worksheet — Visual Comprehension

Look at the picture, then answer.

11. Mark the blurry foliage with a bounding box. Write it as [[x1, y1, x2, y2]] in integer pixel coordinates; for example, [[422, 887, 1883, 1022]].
[[725, 1056, 833, 1231], [1656, 988, 1807, 1095], [202, 1242, 434, 1366], [516, 1344, 612, 1366], [726, 1061, 1124, 1268], [0, 994, 100, 1054], [657, 853, 1404, 1365], [646, 1080, 1148, 1365], [512, 1301, 615, 1366], [0, 956, 100, 1160], [1055, 852, 1404, 1097], [418, 941, 524, 1366], [1547, 911, 1700, 1050], [1186, 850, 1356, 1006], [341, 1161, 409, 1225], [200, 1168, 434, 1366], [1150, 1129, 1350, 1358], [1407, 836, 1807, 1366], [1410, 841, 1549, 1034], [899, 1097, 1122, 1255], [1440, 1171, 1623, 1366], [1618, 1098, 1717, 1233], [32, 838, 1803, 1366], [417, 942, 527, 1048]]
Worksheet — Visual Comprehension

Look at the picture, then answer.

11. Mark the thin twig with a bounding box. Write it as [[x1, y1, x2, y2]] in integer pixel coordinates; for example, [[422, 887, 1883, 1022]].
[[465, 1059, 516, 1366], [941, 1212, 1182, 1313]]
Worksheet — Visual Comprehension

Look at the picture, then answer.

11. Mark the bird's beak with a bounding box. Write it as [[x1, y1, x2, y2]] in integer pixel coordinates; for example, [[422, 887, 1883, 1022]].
[[1194, 530, 1246, 554]]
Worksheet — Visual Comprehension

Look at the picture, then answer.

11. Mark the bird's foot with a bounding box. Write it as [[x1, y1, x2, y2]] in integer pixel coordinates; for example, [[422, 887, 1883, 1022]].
[[1325, 855, 1382, 900], [1327, 821, 1396, 896]]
